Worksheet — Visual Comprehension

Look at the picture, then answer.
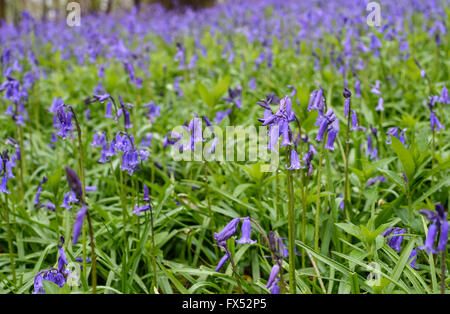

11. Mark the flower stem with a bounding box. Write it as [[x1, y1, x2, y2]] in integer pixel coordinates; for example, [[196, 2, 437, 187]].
[[286, 147, 296, 294], [225, 246, 243, 294], [4, 194, 16, 286], [314, 135, 327, 252], [70, 106, 97, 294], [301, 172, 308, 268], [119, 169, 128, 293], [344, 100, 352, 221], [203, 160, 218, 258], [441, 250, 446, 294], [149, 202, 158, 293]]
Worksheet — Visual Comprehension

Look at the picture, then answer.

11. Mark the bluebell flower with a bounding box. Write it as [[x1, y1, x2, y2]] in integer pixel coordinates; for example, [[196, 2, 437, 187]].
[[133, 184, 151, 216], [132, 204, 151, 216], [419, 204, 448, 254], [354, 80, 361, 98], [439, 86, 448, 104], [286, 148, 302, 170], [266, 264, 280, 288], [382, 227, 407, 252], [174, 42, 185, 69], [386, 127, 407, 147], [223, 86, 242, 109], [350, 111, 366, 131], [54, 103, 73, 139], [370, 80, 381, 95], [140, 133, 153, 147], [72, 204, 87, 245], [325, 119, 339, 150], [104, 101, 114, 119], [34, 176, 48, 206], [120, 149, 140, 175], [236, 217, 257, 245], [248, 77, 257, 90], [91, 132, 106, 147], [215, 253, 230, 272], [375, 97, 384, 111], [366, 176, 386, 187], [0, 152, 13, 194], [145, 101, 161, 122], [408, 248, 419, 269], [214, 218, 241, 247], [214, 108, 232, 125], [174, 76, 183, 98], [366, 132, 378, 160], [122, 61, 142, 88], [430, 111, 444, 132], [270, 279, 280, 294], [33, 238, 70, 293], [303, 145, 316, 176], [308, 88, 325, 112]]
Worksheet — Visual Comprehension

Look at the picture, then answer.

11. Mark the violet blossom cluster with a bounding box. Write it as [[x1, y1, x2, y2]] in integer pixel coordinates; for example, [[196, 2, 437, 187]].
[[258, 94, 302, 169], [308, 88, 340, 151], [33, 237, 70, 294], [214, 217, 257, 272]]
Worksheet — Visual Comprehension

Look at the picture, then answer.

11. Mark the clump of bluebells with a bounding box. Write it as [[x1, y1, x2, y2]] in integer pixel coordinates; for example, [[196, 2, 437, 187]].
[[33, 237, 70, 294], [87, 94, 149, 176], [258, 94, 303, 169], [214, 217, 258, 272], [308, 88, 339, 150]]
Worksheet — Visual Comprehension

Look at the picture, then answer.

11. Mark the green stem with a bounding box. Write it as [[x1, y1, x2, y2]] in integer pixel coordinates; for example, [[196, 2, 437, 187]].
[[314, 135, 327, 252], [203, 160, 217, 258], [70, 107, 97, 294], [225, 246, 244, 294], [301, 172, 308, 268], [149, 202, 158, 293], [4, 194, 16, 286], [119, 169, 128, 293], [441, 250, 446, 294], [344, 100, 351, 221], [286, 148, 296, 294]]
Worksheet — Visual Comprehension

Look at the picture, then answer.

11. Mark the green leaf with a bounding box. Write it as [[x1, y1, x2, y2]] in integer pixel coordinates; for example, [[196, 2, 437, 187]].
[[335, 223, 363, 241], [377, 168, 407, 192], [42, 280, 62, 294], [213, 75, 230, 102], [197, 82, 214, 107], [390, 137, 415, 184]]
